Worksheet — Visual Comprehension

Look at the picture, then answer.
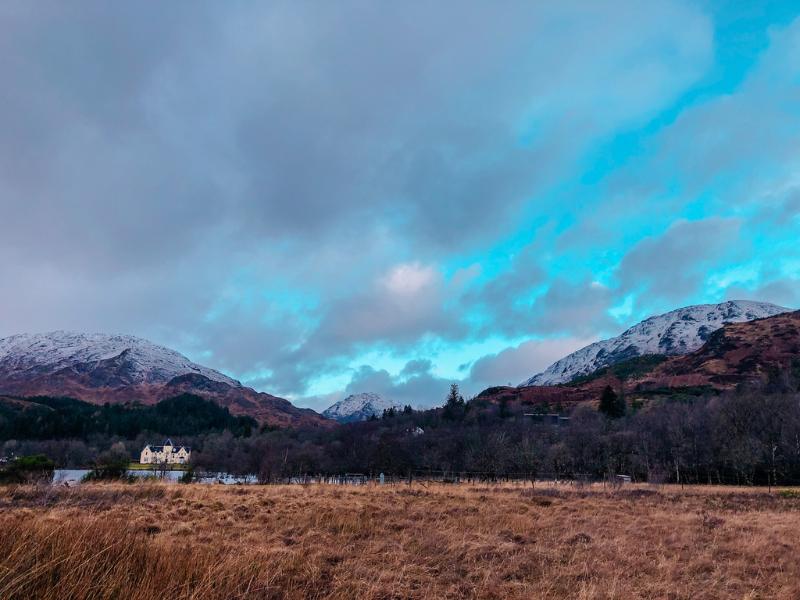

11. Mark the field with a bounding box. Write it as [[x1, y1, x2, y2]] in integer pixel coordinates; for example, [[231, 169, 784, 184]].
[[1, 482, 799, 599]]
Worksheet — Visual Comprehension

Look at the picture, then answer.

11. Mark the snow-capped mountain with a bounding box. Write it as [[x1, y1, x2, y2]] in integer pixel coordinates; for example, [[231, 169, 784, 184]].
[[322, 392, 402, 423], [520, 300, 791, 387], [0, 331, 330, 428], [0, 331, 240, 387]]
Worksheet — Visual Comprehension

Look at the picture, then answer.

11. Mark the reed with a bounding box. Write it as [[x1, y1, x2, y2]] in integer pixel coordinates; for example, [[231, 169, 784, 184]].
[[1, 481, 798, 599]]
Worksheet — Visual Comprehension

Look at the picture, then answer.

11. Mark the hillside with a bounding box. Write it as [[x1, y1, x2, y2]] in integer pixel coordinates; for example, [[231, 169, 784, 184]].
[[520, 300, 789, 386], [0, 393, 257, 440], [480, 309, 800, 408], [639, 310, 800, 390], [0, 332, 330, 428]]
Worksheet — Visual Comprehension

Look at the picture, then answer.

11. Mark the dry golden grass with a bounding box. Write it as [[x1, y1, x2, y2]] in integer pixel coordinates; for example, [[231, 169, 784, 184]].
[[1, 481, 799, 599]]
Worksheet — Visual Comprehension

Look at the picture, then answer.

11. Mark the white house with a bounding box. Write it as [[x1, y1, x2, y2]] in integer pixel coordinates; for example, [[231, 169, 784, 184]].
[[140, 439, 191, 465]]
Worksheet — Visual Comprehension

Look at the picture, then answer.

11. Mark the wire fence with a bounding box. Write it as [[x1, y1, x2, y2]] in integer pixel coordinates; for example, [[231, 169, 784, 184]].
[[231, 469, 800, 488], [252, 471, 628, 487]]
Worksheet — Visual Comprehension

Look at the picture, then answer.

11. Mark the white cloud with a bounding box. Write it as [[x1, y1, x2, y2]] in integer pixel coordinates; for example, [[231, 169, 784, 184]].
[[382, 263, 437, 297]]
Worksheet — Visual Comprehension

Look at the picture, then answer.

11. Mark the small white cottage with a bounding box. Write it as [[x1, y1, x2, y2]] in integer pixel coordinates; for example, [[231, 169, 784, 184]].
[[140, 439, 191, 465]]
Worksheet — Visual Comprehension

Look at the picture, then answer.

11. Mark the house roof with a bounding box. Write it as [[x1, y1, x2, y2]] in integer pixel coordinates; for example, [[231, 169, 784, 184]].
[[142, 444, 191, 453]]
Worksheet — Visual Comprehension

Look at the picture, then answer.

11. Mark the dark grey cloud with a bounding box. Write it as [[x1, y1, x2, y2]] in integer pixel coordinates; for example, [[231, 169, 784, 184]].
[[466, 266, 617, 339], [0, 1, 713, 264], [523, 279, 617, 337], [0, 1, 719, 402], [400, 359, 434, 378], [725, 279, 800, 309], [342, 362, 452, 411], [751, 189, 800, 231], [617, 218, 744, 306]]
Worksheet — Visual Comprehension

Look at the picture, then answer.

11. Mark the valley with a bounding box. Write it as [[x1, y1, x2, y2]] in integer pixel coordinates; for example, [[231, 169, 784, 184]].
[[5, 307, 800, 486]]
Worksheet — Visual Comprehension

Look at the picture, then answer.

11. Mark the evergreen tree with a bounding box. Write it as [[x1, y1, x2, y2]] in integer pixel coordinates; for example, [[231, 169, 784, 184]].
[[499, 397, 511, 419], [446, 383, 465, 408], [443, 383, 466, 420], [598, 385, 625, 418]]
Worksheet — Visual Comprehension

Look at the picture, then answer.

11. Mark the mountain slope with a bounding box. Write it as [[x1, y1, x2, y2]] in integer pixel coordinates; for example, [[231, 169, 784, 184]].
[[322, 392, 401, 423], [0, 332, 239, 387], [479, 309, 800, 409], [520, 300, 790, 386], [0, 331, 330, 428], [640, 310, 800, 390]]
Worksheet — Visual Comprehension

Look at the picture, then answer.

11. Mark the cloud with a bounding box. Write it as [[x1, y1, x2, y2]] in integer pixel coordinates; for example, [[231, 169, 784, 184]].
[[527, 17, 800, 329], [302, 334, 598, 412], [643, 20, 800, 205], [0, 0, 713, 268], [465, 242, 548, 319], [308, 262, 467, 350], [616, 218, 744, 306], [725, 279, 800, 309], [5, 0, 769, 407], [526, 280, 617, 337], [339, 362, 453, 411], [467, 337, 597, 391], [470, 273, 617, 339], [400, 359, 434, 378]]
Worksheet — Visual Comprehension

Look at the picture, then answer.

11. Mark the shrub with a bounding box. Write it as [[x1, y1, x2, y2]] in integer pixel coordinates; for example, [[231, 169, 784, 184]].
[[0, 454, 55, 484], [179, 468, 194, 484], [778, 489, 800, 499], [83, 445, 131, 481]]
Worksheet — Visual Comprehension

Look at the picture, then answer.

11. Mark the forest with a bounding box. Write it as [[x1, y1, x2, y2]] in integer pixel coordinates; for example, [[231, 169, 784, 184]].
[[4, 378, 800, 486], [0, 393, 256, 442], [185, 386, 800, 486]]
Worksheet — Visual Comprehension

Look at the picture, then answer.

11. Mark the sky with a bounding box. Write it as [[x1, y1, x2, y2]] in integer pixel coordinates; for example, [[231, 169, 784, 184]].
[[1, 1, 799, 411]]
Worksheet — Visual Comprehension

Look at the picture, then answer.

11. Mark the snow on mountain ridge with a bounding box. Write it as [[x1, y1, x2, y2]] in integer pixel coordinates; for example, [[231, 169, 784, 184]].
[[0, 331, 240, 387], [322, 392, 402, 423], [520, 300, 791, 387]]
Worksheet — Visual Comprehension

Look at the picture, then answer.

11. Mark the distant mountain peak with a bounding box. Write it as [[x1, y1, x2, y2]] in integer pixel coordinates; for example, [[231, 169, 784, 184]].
[[322, 392, 401, 423], [520, 300, 791, 387], [0, 331, 241, 387], [0, 331, 330, 428]]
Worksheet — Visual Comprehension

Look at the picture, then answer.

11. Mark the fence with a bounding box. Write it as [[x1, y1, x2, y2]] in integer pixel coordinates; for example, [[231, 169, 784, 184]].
[[248, 470, 625, 487]]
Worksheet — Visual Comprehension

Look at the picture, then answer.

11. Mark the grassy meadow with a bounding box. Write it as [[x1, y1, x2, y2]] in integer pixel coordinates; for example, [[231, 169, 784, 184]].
[[1, 481, 799, 599]]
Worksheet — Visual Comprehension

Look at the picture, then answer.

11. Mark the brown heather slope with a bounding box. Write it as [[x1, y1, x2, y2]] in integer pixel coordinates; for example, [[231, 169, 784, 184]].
[[2, 482, 800, 599], [0, 333, 333, 428], [0, 373, 331, 429], [475, 379, 618, 409], [479, 310, 800, 409], [638, 310, 800, 390]]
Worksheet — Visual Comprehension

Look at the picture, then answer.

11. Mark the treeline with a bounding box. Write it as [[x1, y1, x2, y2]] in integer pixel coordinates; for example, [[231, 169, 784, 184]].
[[0, 394, 256, 441], [186, 384, 800, 486], [7, 382, 800, 487]]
